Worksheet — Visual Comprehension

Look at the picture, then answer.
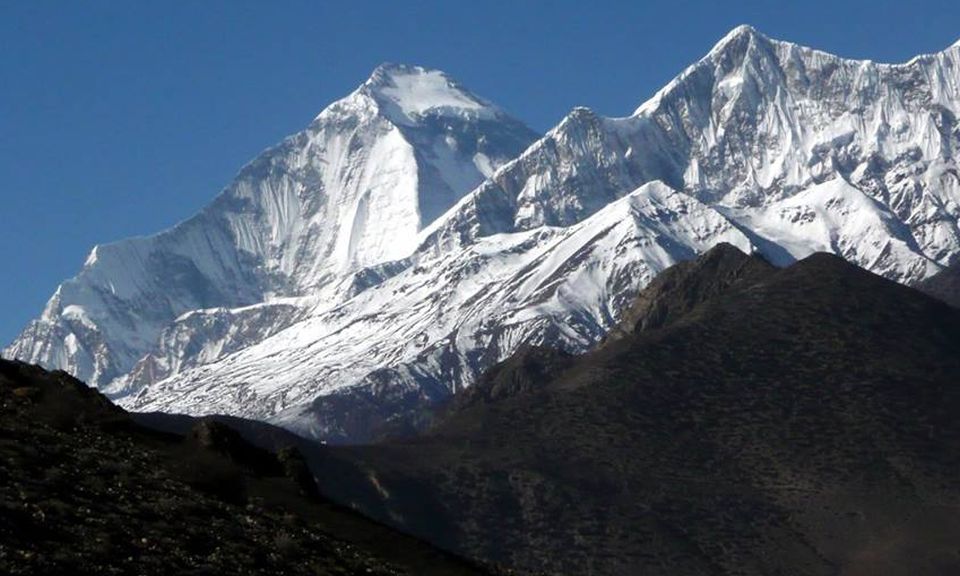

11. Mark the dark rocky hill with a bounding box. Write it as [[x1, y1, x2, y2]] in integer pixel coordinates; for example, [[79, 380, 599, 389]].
[[317, 248, 960, 576], [0, 360, 506, 576], [605, 242, 776, 340]]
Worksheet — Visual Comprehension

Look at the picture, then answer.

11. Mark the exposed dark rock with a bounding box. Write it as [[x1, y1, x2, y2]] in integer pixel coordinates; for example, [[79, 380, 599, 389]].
[[606, 242, 775, 340], [451, 346, 574, 410]]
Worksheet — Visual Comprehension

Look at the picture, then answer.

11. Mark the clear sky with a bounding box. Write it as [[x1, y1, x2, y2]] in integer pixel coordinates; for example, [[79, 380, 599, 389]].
[[2, 0, 959, 344]]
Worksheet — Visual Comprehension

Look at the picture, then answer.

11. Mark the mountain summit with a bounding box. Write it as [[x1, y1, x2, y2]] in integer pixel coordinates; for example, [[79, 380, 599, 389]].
[[7, 27, 960, 441], [4, 64, 537, 394], [358, 63, 501, 125]]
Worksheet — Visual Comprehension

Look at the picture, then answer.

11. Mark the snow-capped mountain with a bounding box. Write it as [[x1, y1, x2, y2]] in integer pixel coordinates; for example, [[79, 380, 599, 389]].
[[425, 25, 959, 280], [7, 27, 960, 441], [124, 180, 753, 440], [5, 64, 538, 393]]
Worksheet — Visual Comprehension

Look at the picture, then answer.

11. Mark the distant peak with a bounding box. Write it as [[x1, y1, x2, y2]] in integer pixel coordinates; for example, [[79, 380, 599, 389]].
[[365, 62, 434, 86], [707, 24, 769, 57], [554, 106, 600, 131], [726, 23, 760, 39], [564, 106, 600, 124], [633, 26, 769, 116], [569, 105, 597, 117], [359, 62, 498, 124]]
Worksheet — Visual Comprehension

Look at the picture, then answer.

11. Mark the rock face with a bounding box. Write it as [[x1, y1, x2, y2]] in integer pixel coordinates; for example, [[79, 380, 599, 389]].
[[7, 26, 960, 441]]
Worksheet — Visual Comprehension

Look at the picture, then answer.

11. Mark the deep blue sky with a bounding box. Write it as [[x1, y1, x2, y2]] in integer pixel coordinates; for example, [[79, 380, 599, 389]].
[[2, 0, 958, 345]]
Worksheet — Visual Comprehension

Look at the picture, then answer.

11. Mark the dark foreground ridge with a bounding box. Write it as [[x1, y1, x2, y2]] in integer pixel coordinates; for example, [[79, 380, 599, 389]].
[[317, 246, 960, 576], [0, 361, 507, 576]]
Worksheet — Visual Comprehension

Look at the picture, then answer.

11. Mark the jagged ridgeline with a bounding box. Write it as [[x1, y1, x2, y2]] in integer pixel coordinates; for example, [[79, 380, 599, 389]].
[[7, 26, 960, 441]]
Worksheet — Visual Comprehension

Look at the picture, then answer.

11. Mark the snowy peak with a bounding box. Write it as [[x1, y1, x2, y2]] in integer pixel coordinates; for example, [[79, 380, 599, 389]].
[[422, 23, 960, 285], [705, 23, 767, 57], [637, 24, 960, 117], [6, 63, 537, 391], [9, 28, 960, 444], [359, 63, 498, 125]]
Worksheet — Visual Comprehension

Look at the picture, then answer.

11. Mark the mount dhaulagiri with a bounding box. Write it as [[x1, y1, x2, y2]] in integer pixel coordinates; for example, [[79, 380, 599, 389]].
[[7, 26, 960, 441], [5, 63, 538, 432], [312, 244, 960, 576]]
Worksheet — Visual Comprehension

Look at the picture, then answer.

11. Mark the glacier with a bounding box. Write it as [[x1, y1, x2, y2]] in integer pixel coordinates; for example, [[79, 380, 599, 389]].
[[7, 26, 960, 441]]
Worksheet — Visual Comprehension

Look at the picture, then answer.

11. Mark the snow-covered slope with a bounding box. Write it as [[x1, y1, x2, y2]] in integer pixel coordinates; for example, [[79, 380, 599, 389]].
[[7, 27, 960, 442], [121, 181, 753, 440], [5, 64, 538, 392]]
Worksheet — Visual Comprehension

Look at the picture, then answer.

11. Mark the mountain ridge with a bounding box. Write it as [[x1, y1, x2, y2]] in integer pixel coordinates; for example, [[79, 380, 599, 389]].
[[8, 25, 960, 441]]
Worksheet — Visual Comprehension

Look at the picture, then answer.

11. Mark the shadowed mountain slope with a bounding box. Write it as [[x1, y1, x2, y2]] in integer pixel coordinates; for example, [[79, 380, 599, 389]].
[[316, 248, 960, 576], [918, 259, 960, 308], [605, 242, 776, 340], [0, 360, 509, 576]]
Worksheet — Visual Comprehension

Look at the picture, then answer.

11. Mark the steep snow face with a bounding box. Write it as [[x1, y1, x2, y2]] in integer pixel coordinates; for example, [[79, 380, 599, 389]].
[[660, 28, 960, 268], [636, 26, 960, 226], [4, 64, 538, 390]]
